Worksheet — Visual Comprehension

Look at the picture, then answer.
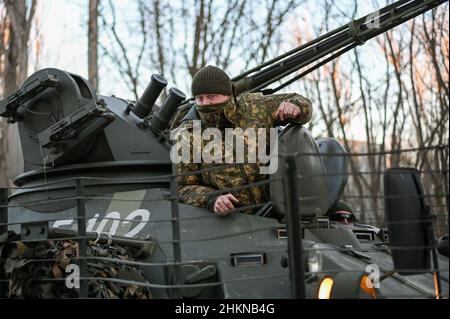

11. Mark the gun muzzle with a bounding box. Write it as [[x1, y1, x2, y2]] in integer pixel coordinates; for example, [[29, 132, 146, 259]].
[[132, 74, 167, 118], [150, 87, 186, 132]]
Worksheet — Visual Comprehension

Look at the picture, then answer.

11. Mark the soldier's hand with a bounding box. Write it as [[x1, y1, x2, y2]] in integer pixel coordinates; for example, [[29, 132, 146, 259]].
[[275, 101, 300, 121], [214, 194, 239, 216]]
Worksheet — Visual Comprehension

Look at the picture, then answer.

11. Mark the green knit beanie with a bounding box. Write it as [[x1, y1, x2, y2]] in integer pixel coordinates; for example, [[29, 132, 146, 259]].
[[328, 200, 354, 214], [191, 65, 232, 97]]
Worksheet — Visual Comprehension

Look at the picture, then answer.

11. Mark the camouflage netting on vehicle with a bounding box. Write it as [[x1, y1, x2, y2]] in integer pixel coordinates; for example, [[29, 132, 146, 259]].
[[0, 233, 154, 298]]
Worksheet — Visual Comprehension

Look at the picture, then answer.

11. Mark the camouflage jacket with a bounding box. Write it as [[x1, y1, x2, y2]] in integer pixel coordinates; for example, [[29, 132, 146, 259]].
[[174, 92, 312, 212]]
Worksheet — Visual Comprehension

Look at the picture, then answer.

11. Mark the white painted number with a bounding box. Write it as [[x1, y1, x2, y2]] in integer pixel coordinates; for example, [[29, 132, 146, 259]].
[[94, 211, 121, 235], [124, 209, 150, 238], [52, 209, 151, 238]]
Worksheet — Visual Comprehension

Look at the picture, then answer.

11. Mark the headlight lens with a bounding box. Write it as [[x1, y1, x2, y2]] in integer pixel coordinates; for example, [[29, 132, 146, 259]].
[[360, 275, 377, 299], [318, 277, 334, 299], [308, 244, 323, 273]]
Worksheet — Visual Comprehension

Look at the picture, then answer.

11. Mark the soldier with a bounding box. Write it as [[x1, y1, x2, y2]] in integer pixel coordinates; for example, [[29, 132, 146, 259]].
[[327, 200, 357, 224], [174, 65, 312, 216]]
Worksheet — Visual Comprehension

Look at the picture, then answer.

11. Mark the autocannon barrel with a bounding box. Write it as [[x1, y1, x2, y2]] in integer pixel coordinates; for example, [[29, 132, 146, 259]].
[[132, 74, 167, 118], [232, 0, 447, 95], [150, 87, 186, 132]]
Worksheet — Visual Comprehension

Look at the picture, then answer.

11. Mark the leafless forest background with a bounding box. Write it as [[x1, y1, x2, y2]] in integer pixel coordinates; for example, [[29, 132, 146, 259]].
[[0, 0, 448, 232]]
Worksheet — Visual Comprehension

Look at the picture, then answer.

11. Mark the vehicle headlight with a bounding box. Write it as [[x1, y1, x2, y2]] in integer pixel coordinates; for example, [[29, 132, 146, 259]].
[[317, 273, 379, 299], [360, 274, 377, 299], [308, 244, 323, 273], [317, 276, 334, 299]]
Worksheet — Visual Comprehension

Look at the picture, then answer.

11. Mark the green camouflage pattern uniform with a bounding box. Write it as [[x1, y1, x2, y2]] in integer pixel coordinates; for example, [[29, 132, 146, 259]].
[[174, 92, 312, 213], [170, 102, 193, 130]]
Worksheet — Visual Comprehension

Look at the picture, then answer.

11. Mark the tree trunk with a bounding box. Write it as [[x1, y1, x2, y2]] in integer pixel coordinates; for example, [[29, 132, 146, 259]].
[[88, 0, 99, 90], [1, 0, 37, 188]]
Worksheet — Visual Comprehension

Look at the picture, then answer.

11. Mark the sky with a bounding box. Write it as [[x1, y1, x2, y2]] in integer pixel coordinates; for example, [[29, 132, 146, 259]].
[[34, 0, 385, 96], [35, 0, 162, 98], [29, 0, 418, 142], [36, 0, 88, 76]]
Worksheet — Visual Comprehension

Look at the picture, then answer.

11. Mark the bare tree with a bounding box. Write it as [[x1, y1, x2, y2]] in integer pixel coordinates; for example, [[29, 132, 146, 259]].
[[88, 0, 99, 90], [289, 1, 448, 229], [0, 0, 37, 188], [98, 0, 305, 100], [99, 0, 148, 100], [3, 0, 37, 92], [0, 5, 9, 188]]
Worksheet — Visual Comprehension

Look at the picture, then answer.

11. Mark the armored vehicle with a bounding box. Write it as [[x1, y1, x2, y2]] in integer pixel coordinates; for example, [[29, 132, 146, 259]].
[[0, 0, 448, 299]]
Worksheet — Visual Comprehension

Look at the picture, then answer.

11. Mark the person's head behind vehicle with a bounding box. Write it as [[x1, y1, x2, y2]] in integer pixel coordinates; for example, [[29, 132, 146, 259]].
[[327, 200, 357, 224]]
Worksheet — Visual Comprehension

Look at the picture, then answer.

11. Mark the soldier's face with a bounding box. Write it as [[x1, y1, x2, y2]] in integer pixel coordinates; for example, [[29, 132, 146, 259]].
[[195, 94, 230, 106]]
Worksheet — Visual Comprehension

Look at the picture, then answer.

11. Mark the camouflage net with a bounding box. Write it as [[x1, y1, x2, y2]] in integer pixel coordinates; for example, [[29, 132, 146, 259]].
[[0, 234, 153, 298]]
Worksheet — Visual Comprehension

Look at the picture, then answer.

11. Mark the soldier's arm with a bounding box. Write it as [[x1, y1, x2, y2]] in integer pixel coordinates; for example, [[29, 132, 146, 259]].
[[263, 93, 312, 125], [177, 162, 218, 208]]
